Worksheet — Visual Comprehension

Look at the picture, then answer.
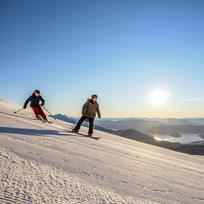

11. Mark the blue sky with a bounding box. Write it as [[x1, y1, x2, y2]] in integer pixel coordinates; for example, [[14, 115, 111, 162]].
[[0, 0, 204, 117]]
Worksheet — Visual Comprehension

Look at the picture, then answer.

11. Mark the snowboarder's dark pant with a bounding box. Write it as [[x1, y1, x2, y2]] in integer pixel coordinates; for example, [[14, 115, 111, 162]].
[[74, 116, 94, 134], [32, 105, 47, 120]]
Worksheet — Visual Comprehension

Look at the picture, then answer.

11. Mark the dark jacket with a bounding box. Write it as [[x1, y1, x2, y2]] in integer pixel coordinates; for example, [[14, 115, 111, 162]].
[[82, 99, 101, 119], [24, 93, 45, 108]]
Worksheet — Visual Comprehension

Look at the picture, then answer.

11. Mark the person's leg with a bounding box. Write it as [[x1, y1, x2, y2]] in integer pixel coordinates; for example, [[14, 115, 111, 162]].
[[74, 116, 86, 131], [88, 118, 94, 135], [32, 106, 41, 120], [38, 106, 47, 120]]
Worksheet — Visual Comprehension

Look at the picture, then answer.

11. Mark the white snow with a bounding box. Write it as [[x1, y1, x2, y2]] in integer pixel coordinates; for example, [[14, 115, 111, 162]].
[[0, 100, 204, 204]]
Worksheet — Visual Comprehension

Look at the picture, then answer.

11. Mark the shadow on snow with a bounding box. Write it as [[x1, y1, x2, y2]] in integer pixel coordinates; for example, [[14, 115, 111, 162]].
[[0, 126, 72, 137]]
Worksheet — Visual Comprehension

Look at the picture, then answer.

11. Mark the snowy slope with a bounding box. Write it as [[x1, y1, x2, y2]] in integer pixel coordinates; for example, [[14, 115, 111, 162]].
[[0, 100, 204, 204]]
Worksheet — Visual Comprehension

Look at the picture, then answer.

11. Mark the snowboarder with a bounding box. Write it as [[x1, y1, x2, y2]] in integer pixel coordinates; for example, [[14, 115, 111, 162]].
[[72, 94, 101, 137], [23, 90, 48, 122]]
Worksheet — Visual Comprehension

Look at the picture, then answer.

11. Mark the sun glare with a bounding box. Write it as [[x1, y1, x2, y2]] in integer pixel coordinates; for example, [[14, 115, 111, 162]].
[[149, 89, 171, 106]]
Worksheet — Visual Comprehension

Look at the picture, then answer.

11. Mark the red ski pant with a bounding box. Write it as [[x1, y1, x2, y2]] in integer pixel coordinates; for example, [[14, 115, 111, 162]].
[[32, 105, 47, 120]]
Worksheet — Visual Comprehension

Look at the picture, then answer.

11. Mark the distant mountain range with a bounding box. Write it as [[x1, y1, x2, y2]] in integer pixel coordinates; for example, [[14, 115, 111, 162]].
[[53, 114, 204, 134], [95, 118, 204, 133], [148, 124, 204, 135], [95, 126, 182, 150], [53, 114, 204, 155]]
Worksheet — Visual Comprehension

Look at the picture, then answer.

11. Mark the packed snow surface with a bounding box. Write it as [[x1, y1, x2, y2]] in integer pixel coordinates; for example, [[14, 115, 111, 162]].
[[0, 100, 204, 204]]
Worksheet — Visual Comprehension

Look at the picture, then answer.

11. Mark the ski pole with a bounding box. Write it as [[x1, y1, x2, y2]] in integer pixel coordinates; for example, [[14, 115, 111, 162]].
[[43, 106, 56, 120], [14, 108, 24, 114]]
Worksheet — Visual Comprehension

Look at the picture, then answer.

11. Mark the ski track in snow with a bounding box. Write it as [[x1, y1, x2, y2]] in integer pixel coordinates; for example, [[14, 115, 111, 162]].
[[0, 100, 204, 204]]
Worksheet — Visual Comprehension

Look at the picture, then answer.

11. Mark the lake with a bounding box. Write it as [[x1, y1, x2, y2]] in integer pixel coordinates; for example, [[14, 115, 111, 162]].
[[153, 133, 203, 144]]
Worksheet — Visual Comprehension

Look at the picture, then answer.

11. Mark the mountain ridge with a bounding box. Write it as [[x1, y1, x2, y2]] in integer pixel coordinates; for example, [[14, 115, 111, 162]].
[[53, 114, 204, 155]]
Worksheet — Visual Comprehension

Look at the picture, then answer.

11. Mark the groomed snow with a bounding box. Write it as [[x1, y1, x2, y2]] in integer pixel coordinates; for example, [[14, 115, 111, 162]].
[[0, 100, 204, 204]]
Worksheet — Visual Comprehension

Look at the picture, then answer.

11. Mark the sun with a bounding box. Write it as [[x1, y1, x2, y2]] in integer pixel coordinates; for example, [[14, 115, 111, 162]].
[[149, 89, 171, 106]]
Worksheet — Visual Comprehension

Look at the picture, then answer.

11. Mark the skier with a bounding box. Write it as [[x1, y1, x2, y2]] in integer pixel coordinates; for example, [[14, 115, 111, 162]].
[[72, 94, 101, 137], [23, 90, 48, 122]]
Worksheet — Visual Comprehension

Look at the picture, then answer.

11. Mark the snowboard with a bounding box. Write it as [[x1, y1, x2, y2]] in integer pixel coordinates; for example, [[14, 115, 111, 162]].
[[68, 129, 101, 140]]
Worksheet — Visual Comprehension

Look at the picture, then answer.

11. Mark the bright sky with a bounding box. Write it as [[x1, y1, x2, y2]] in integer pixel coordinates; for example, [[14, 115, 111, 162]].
[[1, 0, 204, 118]]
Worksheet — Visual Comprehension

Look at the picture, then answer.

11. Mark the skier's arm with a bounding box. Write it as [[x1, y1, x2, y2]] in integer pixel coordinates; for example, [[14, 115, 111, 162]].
[[96, 105, 101, 118], [23, 96, 32, 109], [82, 102, 89, 115], [40, 96, 45, 106]]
